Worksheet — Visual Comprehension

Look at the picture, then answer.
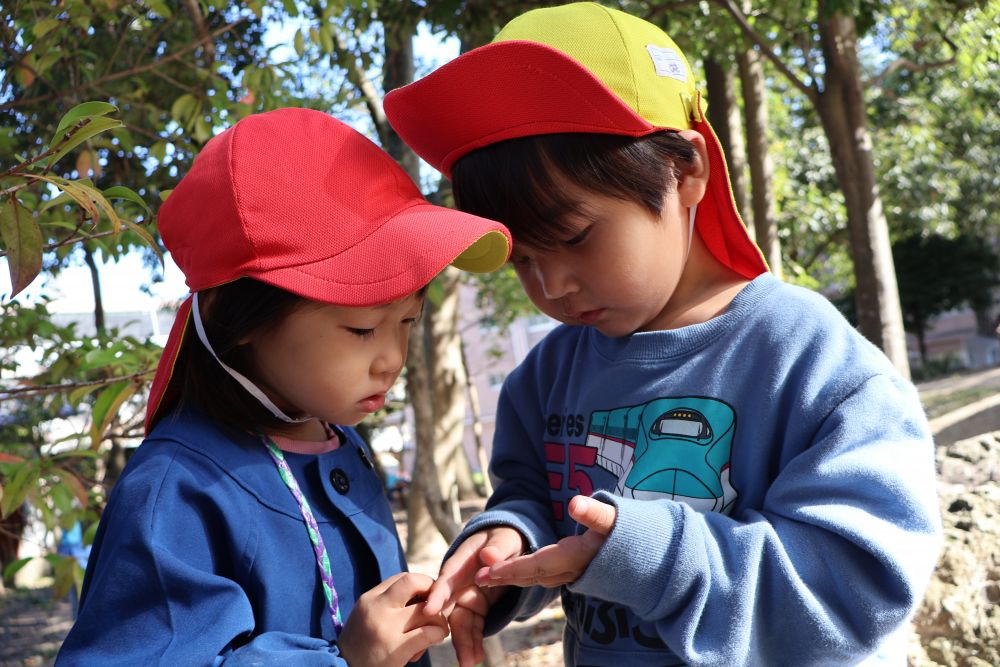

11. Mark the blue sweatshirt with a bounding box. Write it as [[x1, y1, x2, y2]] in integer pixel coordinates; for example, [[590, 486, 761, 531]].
[[57, 406, 427, 666], [462, 273, 941, 666]]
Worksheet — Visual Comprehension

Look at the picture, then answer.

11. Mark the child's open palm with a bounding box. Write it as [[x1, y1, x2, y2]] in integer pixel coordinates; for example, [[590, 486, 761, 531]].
[[338, 572, 449, 667], [475, 495, 616, 588]]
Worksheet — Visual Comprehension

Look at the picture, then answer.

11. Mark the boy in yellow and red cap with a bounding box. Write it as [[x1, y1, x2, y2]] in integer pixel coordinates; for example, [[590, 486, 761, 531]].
[[385, 3, 940, 666]]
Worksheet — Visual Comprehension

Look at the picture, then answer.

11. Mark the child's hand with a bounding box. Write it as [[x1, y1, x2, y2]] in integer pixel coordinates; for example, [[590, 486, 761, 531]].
[[476, 495, 616, 588], [446, 583, 506, 667], [422, 525, 526, 616], [339, 572, 449, 667]]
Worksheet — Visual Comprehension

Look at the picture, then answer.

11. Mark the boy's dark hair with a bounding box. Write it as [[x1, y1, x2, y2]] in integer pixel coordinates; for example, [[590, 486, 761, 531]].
[[451, 130, 696, 249], [177, 278, 311, 434]]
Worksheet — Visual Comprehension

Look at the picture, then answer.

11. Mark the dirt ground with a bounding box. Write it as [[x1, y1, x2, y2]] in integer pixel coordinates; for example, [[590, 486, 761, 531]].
[[2, 367, 998, 667]]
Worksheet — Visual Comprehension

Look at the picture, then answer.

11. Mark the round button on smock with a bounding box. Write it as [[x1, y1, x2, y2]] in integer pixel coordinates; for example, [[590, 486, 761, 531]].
[[329, 468, 350, 494]]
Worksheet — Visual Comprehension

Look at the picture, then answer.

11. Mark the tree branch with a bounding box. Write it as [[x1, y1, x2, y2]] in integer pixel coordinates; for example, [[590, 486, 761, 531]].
[[711, 0, 819, 102], [0, 19, 245, 112], [331, 25, 388, 144], [0, 224, 154, 259], [865, 31, 958, 89], [0, 369, 154, 400]]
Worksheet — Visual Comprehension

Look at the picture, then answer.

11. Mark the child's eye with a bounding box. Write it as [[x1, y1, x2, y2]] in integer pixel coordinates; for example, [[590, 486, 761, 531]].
[[347, 327, 375, 339], [562, 226, 591, 246], [511, 254, 531, 267]]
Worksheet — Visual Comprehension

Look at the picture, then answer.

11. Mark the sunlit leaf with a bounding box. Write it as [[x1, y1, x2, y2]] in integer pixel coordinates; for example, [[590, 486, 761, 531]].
[[0, 461, 39, 518], [89, 381, 136, 448], [83, 521, 99, 546], [145, 0, 173, 18], [53, 101, 118, 140], [46, 117, 124, 169], [51, 468, 89, 509], [0, 197, 44, 298], [103, 186, 151, 214], [32, 18, 62, 38], [170, 94, 198, 125], [121, 218, 163, 264], [2, 557, 35, 582]]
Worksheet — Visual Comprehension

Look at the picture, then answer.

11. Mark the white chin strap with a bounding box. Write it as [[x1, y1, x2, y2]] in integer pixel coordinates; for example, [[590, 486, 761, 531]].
[[686, 204, 698, 258], [191, 292, 311, 424]]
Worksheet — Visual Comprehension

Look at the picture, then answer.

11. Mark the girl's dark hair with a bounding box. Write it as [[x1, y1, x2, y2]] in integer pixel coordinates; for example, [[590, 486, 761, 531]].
[[451, 130, 696, 249], [177, 278, 311, 433]]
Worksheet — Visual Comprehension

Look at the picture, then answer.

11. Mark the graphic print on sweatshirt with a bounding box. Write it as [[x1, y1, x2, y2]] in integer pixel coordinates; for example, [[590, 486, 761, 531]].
[[588, 396, 739, 513], [543, 397, 739, 660], [544, 396, 739, 521]]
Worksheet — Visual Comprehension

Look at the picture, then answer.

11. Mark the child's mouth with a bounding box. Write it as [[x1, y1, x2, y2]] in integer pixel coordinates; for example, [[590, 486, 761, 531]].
[[576, 308, 605, 324], [358, 394, 386, 412]]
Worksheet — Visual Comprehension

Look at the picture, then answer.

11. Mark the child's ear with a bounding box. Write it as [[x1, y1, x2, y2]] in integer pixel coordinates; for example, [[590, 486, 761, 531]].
[[675, 129, 709, 208]]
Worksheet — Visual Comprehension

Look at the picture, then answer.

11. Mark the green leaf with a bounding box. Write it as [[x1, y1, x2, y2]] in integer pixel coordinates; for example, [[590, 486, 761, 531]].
[[89, 381, 136, 447], [51, 554, 77, 599], [170, 94, 198, 125], [24, 174, 100, 221], [0, 197, 44, 298], [159, 189, 173, 202], [83, 521, 99, 546], [122, 218, 163, 264], [103, 186, 151, 215], [34, 51, 63, 78], [194, 116, 211, 143], [52, 468, 89, 509], [148, 141, 167, 163], [53, 101, 118, 140], [32, 18, 62, 38], [47, 117, 124, 169], [319, 25, 334, 55], [1, 461, 39, 518], [426, 274, 445, 307], [294, 30, 305, 58], [145, 0, 173, 18], [2, 557, 35, 582]]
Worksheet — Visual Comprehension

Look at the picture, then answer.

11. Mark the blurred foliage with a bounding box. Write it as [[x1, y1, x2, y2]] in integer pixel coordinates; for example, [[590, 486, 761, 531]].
[[893, 233, 1000, 363]]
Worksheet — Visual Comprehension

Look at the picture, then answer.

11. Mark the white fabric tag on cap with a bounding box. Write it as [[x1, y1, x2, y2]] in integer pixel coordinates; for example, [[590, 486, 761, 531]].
[[646, 45, 687, 83]]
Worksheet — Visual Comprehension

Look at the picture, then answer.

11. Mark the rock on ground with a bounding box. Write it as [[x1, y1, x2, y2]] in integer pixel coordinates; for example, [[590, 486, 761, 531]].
[[908, 431, 1000, 666]]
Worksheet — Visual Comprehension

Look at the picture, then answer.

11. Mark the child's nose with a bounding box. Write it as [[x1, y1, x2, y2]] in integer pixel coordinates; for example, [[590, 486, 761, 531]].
[[534, 260, 578, 301], [372, 339, 406, 377]]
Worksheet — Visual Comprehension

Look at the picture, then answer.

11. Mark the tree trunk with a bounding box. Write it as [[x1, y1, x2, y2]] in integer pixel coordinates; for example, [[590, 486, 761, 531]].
[[83, 247, 105, 334], [737, 46, 782, 277], [384, 13, 508, 664], [815, 10, 910, 378], [704, 56, 754, 241], [405, 316, 460, 559], [430, 269, 479, 503], [461, 338, 492, 497]]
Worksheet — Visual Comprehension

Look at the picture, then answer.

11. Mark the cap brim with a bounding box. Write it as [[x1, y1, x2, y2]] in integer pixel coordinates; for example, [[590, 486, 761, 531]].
[[247, 202, 510, 307], [386, 40, 657, 178]]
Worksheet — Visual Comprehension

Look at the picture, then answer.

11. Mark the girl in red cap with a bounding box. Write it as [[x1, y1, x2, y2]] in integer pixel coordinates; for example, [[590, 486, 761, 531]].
[[56, 108, 511, 666], [386, 3, 940, 667]]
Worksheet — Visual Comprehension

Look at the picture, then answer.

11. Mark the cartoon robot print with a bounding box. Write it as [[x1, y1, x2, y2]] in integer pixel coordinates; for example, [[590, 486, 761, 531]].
[[586, 397, 738, 513]]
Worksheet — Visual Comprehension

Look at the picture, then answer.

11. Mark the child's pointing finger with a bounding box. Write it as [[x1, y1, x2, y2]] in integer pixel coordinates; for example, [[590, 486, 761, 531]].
[[567, 495, 617, 536]]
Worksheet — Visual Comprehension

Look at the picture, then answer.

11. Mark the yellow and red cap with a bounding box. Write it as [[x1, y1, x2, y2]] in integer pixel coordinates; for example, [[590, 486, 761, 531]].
[[384, 2, 767, 280]]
